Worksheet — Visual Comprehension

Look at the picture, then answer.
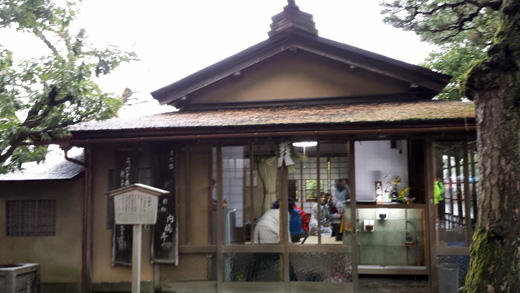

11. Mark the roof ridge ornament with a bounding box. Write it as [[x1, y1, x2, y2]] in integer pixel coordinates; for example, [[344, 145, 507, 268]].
[[268, 0, 318, 37]]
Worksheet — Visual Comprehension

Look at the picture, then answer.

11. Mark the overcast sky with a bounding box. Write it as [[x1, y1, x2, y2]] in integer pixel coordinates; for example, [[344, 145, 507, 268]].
[[2, 0, 436, 116]]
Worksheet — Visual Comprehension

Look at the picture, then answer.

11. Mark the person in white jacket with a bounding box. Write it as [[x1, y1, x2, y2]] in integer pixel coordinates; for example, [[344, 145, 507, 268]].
[[254, 200, 292, 244]]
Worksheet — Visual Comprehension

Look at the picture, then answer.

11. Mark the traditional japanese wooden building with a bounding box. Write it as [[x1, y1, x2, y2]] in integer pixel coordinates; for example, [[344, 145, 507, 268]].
[[1, 2, 477, 292]]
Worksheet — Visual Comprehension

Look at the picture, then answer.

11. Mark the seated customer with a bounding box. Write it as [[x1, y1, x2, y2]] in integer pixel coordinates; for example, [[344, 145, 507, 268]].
[[289, 199, 303, 242], [294, 203, 309, 235], [254, 200, 293, 244], [308, 193, 332, 235], [325, 193, 340, 219], [325, 193, 342, 238]]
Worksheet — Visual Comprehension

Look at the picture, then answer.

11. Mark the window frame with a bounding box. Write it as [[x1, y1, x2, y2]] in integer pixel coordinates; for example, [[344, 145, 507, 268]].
[[6, 199, 56, 236]]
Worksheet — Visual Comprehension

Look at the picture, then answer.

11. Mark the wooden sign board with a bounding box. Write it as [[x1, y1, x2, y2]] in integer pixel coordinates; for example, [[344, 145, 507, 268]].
[[108, 183, 169, 293], [109, 183, 169, 225], [114, 192, 158, 225]]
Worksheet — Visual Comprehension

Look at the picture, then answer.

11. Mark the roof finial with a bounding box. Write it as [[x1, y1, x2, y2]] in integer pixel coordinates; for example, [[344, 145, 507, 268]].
[[268, 0, 317, 37]]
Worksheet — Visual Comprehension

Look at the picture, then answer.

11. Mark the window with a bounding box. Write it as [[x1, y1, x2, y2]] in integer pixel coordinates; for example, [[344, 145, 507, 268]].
[[304, 179, 323, 201], [6, 199, 56, 236]]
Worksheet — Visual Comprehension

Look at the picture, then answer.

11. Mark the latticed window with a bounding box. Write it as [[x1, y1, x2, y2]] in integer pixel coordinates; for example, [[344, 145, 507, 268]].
[[6, 199, 56, 236]]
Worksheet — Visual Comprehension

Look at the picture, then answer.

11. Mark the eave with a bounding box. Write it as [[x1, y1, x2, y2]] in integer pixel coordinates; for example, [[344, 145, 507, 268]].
[[64, 120, 475, 146]]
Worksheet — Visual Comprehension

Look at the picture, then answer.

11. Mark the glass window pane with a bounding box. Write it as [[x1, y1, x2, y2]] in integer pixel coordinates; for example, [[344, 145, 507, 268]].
[[288, 142, 315, 242], [224, 253, 281, 282], [304, 179, 323, 201], [435, 141, 476, 247], [290, 252, 352, 282], [341, 208, 353, 245], [291, 142, 351, 245], [251, 143, 282, 244], [322, 142, 349, 244], [216, 145, 249, 244], [357, 208, 426, 266]]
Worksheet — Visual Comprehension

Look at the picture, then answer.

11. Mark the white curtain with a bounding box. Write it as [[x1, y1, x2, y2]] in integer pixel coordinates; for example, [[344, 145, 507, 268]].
[[258, 156, 278, 214]]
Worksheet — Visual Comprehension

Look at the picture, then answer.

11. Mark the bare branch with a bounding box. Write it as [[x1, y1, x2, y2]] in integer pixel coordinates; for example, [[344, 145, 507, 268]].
[[32, 28, 60, 56]]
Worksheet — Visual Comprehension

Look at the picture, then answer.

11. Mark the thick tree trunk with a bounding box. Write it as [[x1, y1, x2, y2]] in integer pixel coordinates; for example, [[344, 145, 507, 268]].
[[464, 1, 520, 292]]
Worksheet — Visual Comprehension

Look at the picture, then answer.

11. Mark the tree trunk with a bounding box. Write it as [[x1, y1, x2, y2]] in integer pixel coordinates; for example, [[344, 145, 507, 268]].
[[464, 1, 520, 292]]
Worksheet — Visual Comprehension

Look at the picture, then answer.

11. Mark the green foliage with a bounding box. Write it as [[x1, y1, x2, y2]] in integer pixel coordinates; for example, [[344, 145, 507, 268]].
[[0, 0, 136, 173], [380, 0, 500, 47], [420, 43, 487, 100], [380, 0, 501, 100]]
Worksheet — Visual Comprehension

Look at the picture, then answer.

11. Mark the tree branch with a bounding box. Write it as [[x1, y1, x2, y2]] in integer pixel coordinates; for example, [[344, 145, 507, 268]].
[[22, 86, 74, 129], [47, 86, 74, 105], [32, 28, 60, 56], [0, 132, 27, 164], [392, 0, 502, 37]]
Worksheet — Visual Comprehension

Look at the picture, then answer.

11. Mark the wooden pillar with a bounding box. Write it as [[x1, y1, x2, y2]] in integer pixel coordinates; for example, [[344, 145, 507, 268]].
[[425, 139, 437, 293], [215, 145, 223, 292], [348, 140, 359, 292], [132, 224, 142, 293]]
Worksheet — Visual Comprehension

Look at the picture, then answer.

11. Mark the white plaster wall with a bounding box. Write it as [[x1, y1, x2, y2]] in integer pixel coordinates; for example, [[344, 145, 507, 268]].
[[354, 140, 408, 202]]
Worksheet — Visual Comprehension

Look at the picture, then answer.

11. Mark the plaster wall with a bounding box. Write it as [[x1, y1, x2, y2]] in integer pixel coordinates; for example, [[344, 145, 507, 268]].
[[190, 50, 410, 104], [0, 178, 83, 285], [355, 140, 409, 202], [187, 145, 212, 245]]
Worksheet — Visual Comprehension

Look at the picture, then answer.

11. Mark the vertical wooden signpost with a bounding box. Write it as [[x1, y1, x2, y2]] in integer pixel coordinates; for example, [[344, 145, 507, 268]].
[[110, 183, 169, 293]]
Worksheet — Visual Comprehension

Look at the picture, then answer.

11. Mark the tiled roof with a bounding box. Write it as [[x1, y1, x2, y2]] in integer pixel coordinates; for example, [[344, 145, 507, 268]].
[[0, 154, 84, 181], [69, 101, 475, 132]]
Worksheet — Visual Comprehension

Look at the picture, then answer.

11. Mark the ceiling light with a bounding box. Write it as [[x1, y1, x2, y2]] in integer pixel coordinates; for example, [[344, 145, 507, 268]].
[[293, 141, 317, 147]]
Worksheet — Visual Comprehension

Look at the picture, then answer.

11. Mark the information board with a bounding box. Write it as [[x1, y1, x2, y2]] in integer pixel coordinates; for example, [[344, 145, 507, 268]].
[[114, 192, 158, 225]]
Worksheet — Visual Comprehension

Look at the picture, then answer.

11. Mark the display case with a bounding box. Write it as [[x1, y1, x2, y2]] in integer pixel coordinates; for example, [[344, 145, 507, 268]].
[[348, 204, 428, 275]]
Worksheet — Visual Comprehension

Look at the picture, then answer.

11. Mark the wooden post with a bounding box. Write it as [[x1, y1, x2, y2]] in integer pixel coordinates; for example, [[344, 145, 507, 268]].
[[132, 224, 142, 293]]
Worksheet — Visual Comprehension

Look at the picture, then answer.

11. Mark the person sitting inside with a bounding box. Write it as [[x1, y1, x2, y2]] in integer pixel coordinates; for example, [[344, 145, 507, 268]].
[[325, 193, 342, 237], [325, 193, 340, 217], [289, 198, 304, 242], [308, 193, 332, 235], [294, 202, 309, 235], [254, 199, 294, 244]]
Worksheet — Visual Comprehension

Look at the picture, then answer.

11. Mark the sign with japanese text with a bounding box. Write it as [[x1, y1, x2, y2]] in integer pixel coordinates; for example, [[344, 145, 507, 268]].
[[112, 149, 141, 267], [113, 191, 159, 225], [152, 147, 177, 264], [109, 183, 167, 293]]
